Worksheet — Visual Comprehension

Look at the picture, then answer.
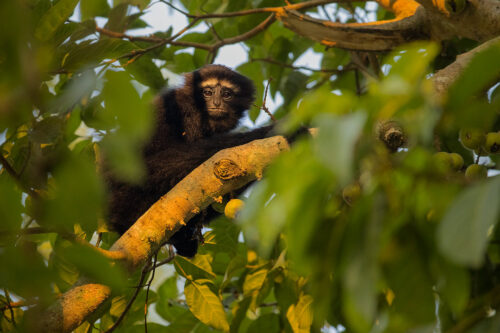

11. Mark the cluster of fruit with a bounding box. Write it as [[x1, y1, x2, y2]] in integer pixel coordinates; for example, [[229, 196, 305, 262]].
[[435, 128, 499, 181]]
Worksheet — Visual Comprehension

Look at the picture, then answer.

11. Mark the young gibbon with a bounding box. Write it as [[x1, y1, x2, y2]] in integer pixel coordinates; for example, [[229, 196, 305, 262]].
[[106, 65, 275, 257]]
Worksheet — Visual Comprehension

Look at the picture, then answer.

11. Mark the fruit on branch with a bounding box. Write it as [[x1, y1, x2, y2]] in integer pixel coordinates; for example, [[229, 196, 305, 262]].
[[484, 132, 500, 154], [225, 199, 245, 219], [449, 153, 465, 170], [434, 152, 464, 171], [465, 164, 488, 181], [459, 128, 486, 151]]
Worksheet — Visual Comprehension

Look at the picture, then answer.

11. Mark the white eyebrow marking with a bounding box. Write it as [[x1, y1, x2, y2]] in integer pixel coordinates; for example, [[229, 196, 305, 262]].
[[201, 78, 240, 93], [201, 78, 218, 87]]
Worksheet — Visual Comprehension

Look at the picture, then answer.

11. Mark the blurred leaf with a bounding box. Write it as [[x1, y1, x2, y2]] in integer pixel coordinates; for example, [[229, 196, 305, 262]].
[[437, 176, 500, 267], [61, 39, 136, 71], [230, 296, 252, 333], [435, 259, 470, 316], [315, 112, 366, 184], [243, 268, 268, 296], [0, 244, 54, 300], [81, 0, 110, 20], [101, 70, 153, 181], [248, 313, 280, 333], [115, 0, 151, 10], [35, 0, 79, 41], [44, 153, 105, 233], [0, 173, 24, 231], [383, 42, 439, 83], [31, 116, 65, 144], [124, 55, 166, 91], [237, 62, 265, 122], [385, 239, 436, 327], [184, 280, 229, 332], [286, 293, 313, 333], [447, 40, 500, 111], [282, 71, 308, 107]]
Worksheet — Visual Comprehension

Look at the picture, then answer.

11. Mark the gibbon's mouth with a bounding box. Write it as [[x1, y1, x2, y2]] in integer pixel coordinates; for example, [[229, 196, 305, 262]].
[[207, 108, 227, 117]]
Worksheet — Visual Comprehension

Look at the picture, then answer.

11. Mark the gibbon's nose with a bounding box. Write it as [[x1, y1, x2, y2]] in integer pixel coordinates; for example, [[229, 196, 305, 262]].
[[213, 86, 222, 107]]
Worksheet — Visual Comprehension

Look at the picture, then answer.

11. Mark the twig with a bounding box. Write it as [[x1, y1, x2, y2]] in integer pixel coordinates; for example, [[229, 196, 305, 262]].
[[3, 289, 16, 327], [147, 246, 175, 272], [160, 0, 337, 19], [104, 260, 153, 333], [97, 14, 275, 61], [95, 0, 339, 61], [144, 253, 158, 333], [253, 78, 277, 122], [0, 154, 40, 199], [250, 57, 344, 73], [0, 227, 127, 261]]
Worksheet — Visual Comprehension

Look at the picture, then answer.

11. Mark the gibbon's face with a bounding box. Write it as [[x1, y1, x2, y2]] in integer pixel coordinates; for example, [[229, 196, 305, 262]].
[[200, 78, 239, 118]]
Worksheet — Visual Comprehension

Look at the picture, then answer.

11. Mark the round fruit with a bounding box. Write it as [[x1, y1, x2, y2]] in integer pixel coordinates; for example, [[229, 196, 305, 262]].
[[434, 152, 453, 171], [342, 183, 361, 206], [459, 128, 486, 151], [449, 153, 464, 170], [465, 164, 488, 181], [224, 199, 245, 219], [484, 132, 500, 154]]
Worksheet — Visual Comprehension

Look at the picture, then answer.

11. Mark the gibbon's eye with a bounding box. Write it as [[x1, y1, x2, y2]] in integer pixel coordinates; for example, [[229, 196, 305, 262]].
[[222, 89, 233, 100], [203, 89, 213, 97]]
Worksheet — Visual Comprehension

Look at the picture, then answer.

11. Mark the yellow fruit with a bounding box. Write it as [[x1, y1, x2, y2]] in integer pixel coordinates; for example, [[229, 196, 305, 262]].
[[434, 152, 454, 171], [224, 199, 245, 219], [459, 128, 486, 151], [449, 153, 464, 170], [484, 132, 500, 154], [465, 164, 488, 181], [342, 183, 361, 206]]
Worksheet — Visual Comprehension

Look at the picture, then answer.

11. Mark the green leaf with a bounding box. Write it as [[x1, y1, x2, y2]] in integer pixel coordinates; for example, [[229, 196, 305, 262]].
[[156, 274, 187, 322], [435, 259, 470, 316], [315, 112, 366, 184], [243, 268, 268, 296], [61, 39, 136, 71], [437, 176, 500, 267], [35, 0, 79, 41], [31, 116, 65, 144], [203, 218, 240, 255], [184, 280, 229, 332], [247, 313, 281, 333], [101, 70, 153, 181], [0, 173, 24, 231], [80, 0, 110, 20], [237, 62, 264, 122], [447, 40, 500, 112], [174, 254, 216, 280], [281, 71, 308, 107], [286, 293, 313, 333], [44, 153, 105, 233], [124, 55, 166, 91], [230, 296, 252, 333]]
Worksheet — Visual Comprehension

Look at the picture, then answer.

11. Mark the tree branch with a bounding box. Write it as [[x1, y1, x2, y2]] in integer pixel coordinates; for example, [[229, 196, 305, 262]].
[[34, 135, 291, 332], [432, 36, 500, 97]]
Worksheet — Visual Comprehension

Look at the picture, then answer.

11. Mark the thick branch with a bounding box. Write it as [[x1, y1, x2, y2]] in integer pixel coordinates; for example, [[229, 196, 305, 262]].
[[433, 36, 500, 97], [275, 0, 426, 51], [35, 135, 290, 332]]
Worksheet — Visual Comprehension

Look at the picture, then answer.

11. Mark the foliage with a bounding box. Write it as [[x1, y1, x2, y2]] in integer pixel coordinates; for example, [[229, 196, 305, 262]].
[[0, 0, 500, 332]]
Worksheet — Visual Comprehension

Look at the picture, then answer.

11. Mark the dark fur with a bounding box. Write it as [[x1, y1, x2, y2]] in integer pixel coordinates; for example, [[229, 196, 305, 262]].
[[107, 65, 273, 257]]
